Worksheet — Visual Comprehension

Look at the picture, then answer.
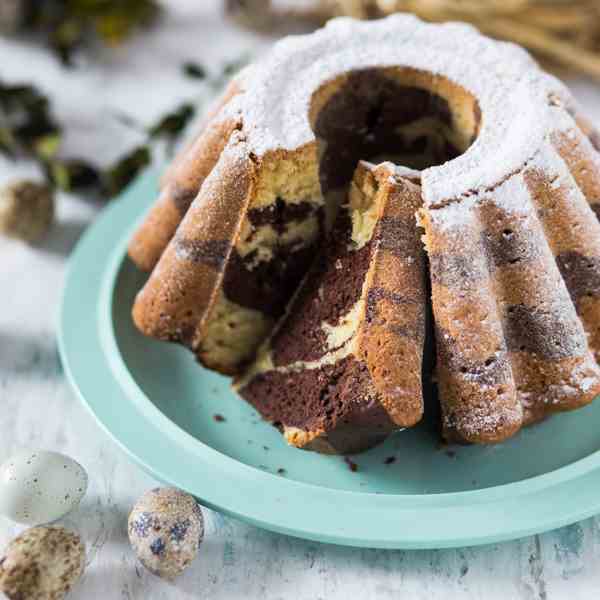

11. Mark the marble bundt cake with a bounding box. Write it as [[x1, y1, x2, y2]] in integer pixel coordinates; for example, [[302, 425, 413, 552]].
[[236, 162, 426, 453], [130, 15, 600, 447]]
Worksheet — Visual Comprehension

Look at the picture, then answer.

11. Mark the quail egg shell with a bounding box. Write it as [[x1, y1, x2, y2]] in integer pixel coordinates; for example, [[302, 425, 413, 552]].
[[128, 487, 204, 580], [0, 450, 88, 525], [0, 526, 85, 600]]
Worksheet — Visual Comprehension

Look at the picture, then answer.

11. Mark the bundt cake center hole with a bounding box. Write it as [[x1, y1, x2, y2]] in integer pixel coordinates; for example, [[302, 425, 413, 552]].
[[311, 67, 480, 197]]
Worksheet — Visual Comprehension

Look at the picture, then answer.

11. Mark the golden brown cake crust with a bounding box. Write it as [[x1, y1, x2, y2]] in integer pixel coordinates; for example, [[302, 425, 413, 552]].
[[354, 165, 426, 428], [419, 148, 600, 443], [132, 134, 258, 373], [129, 14, 600, 448], [128, 78, 244, 272]]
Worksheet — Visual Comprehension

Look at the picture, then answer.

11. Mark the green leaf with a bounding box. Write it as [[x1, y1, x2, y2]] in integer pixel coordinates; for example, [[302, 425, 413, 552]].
[[45, 158, 101, 192], [34, 133, 62, 160], [102, 145, 151, 198], [15, 0, 161, 64], [47, 160, 70, 190], [0, 80, 61, 157], [148, 103, 195, 141], [183, 62, 207, 80]]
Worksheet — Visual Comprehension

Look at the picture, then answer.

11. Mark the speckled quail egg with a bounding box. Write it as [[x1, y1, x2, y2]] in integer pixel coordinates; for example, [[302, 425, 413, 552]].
[[0, 450, 88, 525], [0, 526, 85, 600], [0, 180, 54, 242], [128, 487, 204, 580]]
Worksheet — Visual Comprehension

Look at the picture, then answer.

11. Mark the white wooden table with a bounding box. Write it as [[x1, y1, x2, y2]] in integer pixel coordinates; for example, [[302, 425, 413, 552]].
[[2, 2, 600, 598]]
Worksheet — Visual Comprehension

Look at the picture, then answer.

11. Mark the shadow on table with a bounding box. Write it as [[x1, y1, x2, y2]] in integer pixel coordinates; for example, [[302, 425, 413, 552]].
[[166, 516, 591, 599], [38, 218, 89, 257], [0, 329, 62, 377], [56, 500, 593, 598]]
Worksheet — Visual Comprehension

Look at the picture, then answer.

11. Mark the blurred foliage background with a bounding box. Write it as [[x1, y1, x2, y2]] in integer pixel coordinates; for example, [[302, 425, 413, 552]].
[[0, 0, 598, 240], [0, 0, 160, 64]]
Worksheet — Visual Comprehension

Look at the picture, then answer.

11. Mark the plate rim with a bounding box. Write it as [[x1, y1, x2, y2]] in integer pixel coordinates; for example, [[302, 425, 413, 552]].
[[58, 171, 600, 549]]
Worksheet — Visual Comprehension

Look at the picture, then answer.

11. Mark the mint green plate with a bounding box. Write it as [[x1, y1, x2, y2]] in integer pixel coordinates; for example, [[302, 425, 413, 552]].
[[59, 171, 600, 549]]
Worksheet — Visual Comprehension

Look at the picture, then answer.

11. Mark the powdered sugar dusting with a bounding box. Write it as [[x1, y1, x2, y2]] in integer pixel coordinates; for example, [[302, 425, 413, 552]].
[[539, 358, 600, 406], [231, 14, 567, 207], [530, 136, 595, 214], [425, 170, 537, 232], [492, 172, 533, 217], [417, 119, 591, 233], [444, 404, 523, 438]]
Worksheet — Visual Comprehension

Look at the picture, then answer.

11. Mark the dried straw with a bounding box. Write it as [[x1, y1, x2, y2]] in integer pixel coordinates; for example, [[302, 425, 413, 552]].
[[280, 0, 600, 81]]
